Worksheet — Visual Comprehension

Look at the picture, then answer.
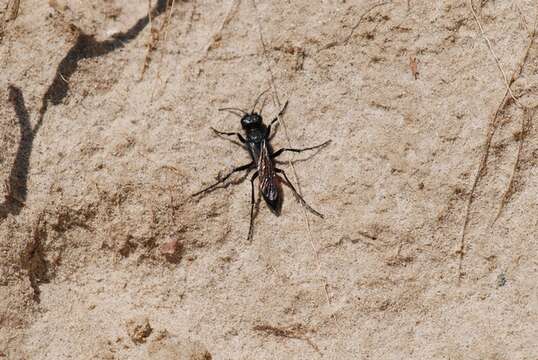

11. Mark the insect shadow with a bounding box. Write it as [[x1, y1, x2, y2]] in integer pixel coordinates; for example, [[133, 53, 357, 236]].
[[192, 92, 331, 240]]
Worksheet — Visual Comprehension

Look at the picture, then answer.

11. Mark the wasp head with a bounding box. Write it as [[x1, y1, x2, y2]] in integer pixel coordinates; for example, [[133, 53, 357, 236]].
[[240, 113, 263, 130]]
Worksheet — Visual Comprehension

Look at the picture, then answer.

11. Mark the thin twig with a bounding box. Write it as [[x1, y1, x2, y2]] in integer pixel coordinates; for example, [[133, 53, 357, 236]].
[[141, 0, 157, 79], [492, 108, 534, 223], [253, 324, 320, 353], [492, 14, 537, 223], [202, 0, 241, 57], [5, 0, 20, 21], [142, 0, 177, 80], [468, 0, 521, 106], [343, 1, 390, 45], [318, 1, 390, 51], [163, 0, 176, 41], [458, 7, 536, 279], [186, 0, 197, 34], [148, 0, 153, 31], [151, 0, 177, 100]]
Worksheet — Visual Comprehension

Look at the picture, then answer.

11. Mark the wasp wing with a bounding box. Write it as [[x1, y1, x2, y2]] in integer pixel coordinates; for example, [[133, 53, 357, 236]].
[[257, 140, 279, 208]]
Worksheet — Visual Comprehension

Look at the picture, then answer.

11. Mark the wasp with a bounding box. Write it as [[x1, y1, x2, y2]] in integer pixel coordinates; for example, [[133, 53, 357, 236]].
[[192, 92, 330, 240]]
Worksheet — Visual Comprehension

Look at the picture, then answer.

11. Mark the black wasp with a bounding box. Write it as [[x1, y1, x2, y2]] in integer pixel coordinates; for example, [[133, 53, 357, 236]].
[[192, 92, 330, 240]]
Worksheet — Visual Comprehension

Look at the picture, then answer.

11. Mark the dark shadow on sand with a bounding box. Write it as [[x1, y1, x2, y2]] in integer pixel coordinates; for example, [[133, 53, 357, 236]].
[[1, 0, 171, 220]]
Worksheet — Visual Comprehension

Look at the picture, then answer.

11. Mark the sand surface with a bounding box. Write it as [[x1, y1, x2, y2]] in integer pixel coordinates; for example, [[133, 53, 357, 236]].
[[1, 0, 537, 359]]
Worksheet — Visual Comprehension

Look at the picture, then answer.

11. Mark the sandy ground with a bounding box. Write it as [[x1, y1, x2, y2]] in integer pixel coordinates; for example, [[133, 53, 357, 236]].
[[1, 0, 537, 359]]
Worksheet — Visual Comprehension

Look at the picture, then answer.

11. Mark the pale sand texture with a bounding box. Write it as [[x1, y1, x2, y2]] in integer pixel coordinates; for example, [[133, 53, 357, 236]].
[[1, 0, 537, 359]]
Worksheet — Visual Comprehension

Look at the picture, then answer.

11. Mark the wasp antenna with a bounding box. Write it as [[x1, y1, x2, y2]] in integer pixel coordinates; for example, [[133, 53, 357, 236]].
[[251, 88, 270, 113], [218, 108, 245, 117], [218, 107, 247, 114], [259, 93, 270, 115]]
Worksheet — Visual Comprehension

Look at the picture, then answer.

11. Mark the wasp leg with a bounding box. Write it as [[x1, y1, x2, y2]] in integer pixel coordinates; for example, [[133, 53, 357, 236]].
[[248, 171, 259, 241], [266, 100, 289, 138], [272, 140, 331, 159], [211, 127, 246, 144], [275, 168, 324, 218], [192, 162, 253, 197]]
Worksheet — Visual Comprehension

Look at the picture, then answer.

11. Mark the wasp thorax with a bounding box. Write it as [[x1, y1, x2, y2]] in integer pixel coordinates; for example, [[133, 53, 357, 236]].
[[241, 113, 263, 129]]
